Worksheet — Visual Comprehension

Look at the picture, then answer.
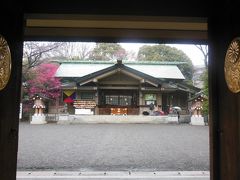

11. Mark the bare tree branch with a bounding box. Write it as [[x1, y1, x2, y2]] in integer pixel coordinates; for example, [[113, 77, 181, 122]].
[[56, 42, 94, 60], [23, 42, 64, 69], [195, 45, 208, 68]]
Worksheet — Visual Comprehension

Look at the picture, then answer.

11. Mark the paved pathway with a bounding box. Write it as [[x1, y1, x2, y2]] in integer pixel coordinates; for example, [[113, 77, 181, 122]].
[[17, 122, 209, 171], [17, 170, 210, 180]]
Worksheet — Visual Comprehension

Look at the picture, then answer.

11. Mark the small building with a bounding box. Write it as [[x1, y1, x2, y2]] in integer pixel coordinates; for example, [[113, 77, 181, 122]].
[[54, 60, 200, 115], [188, 92, 208, 125], [188, 92, 207, 116]]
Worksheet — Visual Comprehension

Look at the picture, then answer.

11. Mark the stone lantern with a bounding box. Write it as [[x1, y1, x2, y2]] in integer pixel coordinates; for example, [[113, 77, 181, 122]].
[[189, 94, 206, 125], [30, 94, 47, 124]]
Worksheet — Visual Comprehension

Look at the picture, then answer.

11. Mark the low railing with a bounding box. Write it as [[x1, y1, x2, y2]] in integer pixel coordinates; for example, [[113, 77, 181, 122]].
[[45, 114, 59, 122]]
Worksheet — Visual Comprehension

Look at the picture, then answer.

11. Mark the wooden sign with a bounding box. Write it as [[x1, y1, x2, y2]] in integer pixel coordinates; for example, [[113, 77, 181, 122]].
[[73, 100, 96, 109], [111, 108, 128, 115]]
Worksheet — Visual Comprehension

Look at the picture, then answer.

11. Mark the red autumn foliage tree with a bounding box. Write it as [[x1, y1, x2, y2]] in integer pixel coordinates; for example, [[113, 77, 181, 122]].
[[26, 63, 61, 98], [22, 63, 60, 118], [22, 63, 61, 117]]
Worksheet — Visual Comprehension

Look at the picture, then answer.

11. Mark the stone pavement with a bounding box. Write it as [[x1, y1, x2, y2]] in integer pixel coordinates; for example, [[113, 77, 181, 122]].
[[17, 171, 210, 180], [57, 114, 178, 124], [17, 123, 209, 171]]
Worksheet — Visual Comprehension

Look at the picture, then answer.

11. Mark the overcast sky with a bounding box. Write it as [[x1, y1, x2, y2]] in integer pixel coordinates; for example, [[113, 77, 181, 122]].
[[120, 43, 206, 66], [29, 41, 206, 66]]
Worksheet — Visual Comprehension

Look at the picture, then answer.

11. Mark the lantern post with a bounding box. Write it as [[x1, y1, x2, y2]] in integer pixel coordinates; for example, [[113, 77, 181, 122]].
[[30, 94, 47, 124]]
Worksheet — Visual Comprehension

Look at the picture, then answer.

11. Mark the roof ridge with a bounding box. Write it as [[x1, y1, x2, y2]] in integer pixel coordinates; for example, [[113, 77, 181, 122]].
[[54, 60, 187, 65]]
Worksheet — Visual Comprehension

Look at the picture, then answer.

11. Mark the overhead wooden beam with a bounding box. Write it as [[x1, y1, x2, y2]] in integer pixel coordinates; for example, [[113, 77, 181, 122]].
[[24, 14, 207, 42]]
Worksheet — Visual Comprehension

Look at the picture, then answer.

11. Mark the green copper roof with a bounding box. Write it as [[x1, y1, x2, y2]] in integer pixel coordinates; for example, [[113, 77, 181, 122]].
[[55, 60, 185, 80]]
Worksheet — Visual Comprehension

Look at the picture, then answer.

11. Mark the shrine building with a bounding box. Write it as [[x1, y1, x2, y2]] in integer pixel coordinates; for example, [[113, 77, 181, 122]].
[[54, 60, 200, 115]]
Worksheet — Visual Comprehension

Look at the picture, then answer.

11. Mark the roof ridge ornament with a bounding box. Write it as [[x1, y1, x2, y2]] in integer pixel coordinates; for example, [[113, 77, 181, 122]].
[[117, 59, 122, 64]]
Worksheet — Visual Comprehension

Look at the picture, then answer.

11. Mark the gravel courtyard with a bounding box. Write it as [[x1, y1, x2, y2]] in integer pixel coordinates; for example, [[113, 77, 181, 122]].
[[17, 122, 209, 171]]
